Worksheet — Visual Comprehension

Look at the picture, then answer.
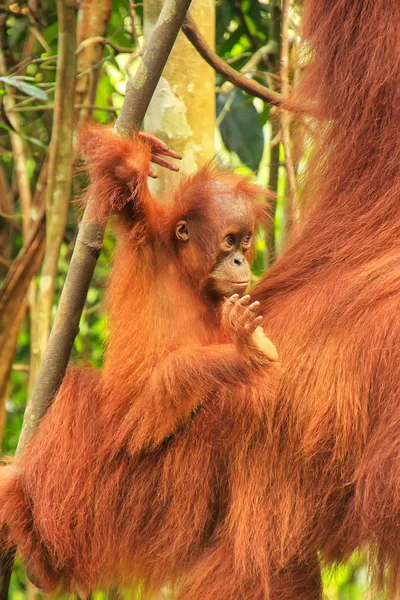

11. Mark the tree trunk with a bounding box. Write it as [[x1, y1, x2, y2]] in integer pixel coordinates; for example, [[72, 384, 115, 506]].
[[144, 0, 215, 193]]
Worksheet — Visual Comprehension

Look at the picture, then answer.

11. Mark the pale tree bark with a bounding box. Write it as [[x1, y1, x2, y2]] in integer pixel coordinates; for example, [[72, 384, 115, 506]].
[[75, 0, 112, 122], [144, 0, 215, 192], [33, 0, 77, 373], [280, 0, 299, 235], [29, 0, 112, 391]]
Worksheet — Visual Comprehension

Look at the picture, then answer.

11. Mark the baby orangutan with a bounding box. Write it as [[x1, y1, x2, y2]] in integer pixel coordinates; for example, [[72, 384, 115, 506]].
[[0, 125, 279, 597]]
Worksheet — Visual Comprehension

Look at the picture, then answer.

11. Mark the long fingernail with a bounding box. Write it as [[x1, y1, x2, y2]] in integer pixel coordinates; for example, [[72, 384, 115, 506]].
[[161, 142, 169, 150]]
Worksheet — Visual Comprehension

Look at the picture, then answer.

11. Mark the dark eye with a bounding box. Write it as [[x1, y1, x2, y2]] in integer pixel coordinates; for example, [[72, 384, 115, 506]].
[[243, 232, 252, 245], [225, 234, 235, 247]]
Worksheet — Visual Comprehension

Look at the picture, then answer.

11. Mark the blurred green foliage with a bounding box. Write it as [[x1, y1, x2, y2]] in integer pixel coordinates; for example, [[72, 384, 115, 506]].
[[1, 1, 369, 598]]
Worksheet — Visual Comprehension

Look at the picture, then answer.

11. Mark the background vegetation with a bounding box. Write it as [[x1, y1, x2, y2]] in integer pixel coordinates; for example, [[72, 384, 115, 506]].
[[0, 1, 369, 598]]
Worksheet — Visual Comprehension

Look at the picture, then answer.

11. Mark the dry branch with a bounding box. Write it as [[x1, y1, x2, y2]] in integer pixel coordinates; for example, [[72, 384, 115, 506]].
[[182, 14, 283, 106]]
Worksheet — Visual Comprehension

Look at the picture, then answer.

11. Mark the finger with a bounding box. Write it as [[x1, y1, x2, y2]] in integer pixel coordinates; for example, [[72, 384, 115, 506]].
[[237, 301, 260, 325], [244, 315, 263, 333], [155, 148, 183, 160], [229, 294, 251, 328], [227, 296, 244, 327], [222, 294, 239, 310], [139, 132, 183, 159], [238, 304, 261, 327], [222, 294, 239, 321], [148, 167, 158, 179], [151, 155, 180, 172], [139, 131, 169, 151], [238, 294, 251, 306]]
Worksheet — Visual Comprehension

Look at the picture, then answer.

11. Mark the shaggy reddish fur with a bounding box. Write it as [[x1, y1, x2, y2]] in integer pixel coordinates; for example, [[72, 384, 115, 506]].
[[249, 0, 400, 597], [2, 0, 400, 597], [0, 125, 279, 597]]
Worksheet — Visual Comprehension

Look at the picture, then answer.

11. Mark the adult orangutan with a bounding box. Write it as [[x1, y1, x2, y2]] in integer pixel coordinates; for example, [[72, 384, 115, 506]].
[[233, 0, 400, 598], [2, 0, 400, 598]]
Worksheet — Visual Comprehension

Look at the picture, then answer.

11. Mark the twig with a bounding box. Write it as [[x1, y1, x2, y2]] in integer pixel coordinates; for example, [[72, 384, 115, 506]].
[[76, 36, 135, 55], [128, 0, 140, 48], [7, 55, 57, 76], [12, 364, 30, 372], [0, 208, 46, 312], [226, 52, 252, 64], [219, 41, 278, 94], [182, 14, 283, 107], [9, 104, 119, 113], [26, 0, 51, 54], [280, 0, 299, 226]]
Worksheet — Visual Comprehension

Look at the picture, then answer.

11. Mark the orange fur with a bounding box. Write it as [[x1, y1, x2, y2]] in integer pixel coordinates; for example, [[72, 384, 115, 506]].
[[2, 0, 400, 597], [0, 125, 279, 597], [249, 0, 400, 596]]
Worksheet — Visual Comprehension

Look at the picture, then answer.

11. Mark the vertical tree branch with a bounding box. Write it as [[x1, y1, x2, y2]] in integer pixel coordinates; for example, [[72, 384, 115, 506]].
[[265, 2, 282, 267], [0, 20, 32, 241], [75, 0, 112, 122], [280, 0, 299, 229], [33, 0, 77, 369], [128, 0, 140, 48]]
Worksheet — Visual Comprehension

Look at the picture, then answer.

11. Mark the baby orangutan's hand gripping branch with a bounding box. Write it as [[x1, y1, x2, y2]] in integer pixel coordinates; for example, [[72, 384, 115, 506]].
[[79, 124, 280, 450], [0, 124, 279, 596]]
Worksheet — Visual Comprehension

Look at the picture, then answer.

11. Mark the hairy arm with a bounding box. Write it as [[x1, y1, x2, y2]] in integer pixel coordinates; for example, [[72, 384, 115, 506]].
[[80, 123, 181, 229], [121, 296, 280, 452]]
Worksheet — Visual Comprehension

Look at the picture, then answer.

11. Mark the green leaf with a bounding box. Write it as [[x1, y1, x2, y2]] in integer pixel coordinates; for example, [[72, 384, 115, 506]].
[[216, 0, 235, 41], [0, 76, 48, 101], [217, 90, 264, 171]]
